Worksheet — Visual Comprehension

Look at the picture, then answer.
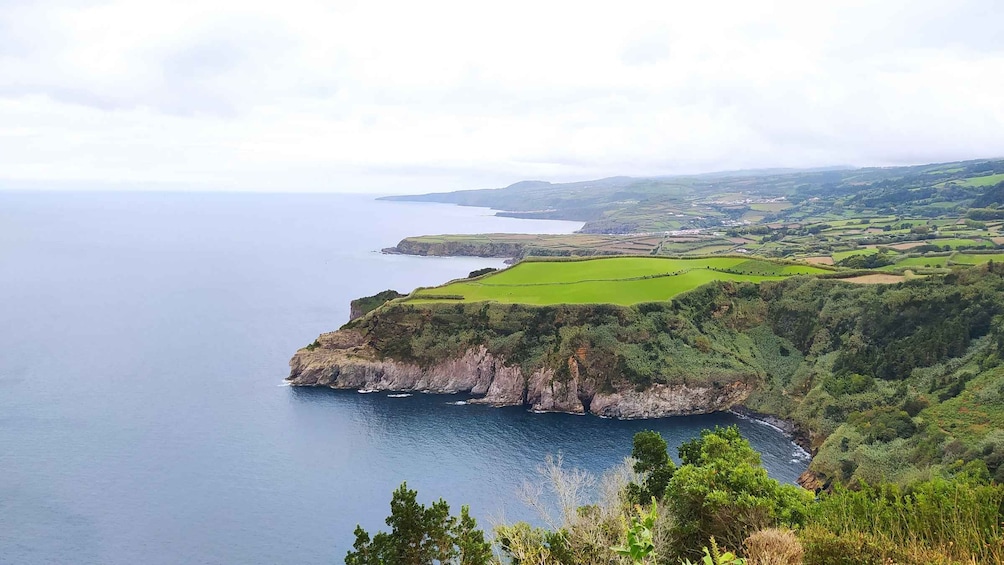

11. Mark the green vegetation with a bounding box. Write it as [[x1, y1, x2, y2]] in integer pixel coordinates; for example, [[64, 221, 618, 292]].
[[347, 265, 1004, 486], [345, 483, 491, 565], [350, 289, 406, 320], [346, 159, 1004, 562], [408, 257, 830, 306], [626, 431, 676, 504], [887, 255, 949, 269], [954, 172, 1004, 187], [384, 159, 1004, 236], [384, 159, 1004, 273], [952, 252, 1004, 265], [830, 248, 879, 262], [662, 426, 812, 556], [389, 233, 744, 259], [468, 267, 498, 279], [352, 428, 1004, 564], [610, 504, 659, 564]]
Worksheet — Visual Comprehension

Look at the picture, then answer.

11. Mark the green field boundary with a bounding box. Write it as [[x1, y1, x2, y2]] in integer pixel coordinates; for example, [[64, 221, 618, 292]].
[[468, 269, 689, 287], [516, 253, 842, 271]]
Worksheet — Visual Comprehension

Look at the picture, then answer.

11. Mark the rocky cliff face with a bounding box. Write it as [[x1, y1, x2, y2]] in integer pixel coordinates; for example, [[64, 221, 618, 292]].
[[287, 329, 754, 419], [384, 239, 527, 258]]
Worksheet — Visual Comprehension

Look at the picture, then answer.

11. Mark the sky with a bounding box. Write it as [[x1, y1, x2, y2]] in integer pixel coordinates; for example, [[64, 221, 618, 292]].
[[1, 0, 1003, 194]]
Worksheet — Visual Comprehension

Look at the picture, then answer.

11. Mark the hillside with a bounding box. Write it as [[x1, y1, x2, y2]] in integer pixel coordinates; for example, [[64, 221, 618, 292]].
[[290, 258, 1004, 488], [383, 158, 1004, 234]]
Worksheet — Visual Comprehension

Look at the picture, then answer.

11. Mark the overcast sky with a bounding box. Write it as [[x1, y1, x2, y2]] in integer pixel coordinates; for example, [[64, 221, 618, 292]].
[[1, 0, 1002, 193]]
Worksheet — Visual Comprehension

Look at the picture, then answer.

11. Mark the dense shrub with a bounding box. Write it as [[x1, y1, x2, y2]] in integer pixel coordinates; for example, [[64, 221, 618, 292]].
[[806, 478, 1004, 564], [743, 528, 803, 565], [799, 525, 956, 565], [348, 430, 1004, 565], [663, 426, 813, 559]]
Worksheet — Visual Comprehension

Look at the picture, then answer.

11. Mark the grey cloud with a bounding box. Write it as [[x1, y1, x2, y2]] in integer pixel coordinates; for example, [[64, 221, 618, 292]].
[[162, 39, 247, 80], [0, 84, 123, 110], [1, 0, 1003, 193]]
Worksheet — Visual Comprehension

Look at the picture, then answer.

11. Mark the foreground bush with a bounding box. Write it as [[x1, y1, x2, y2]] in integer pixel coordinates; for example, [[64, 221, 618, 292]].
[[799, 524, 959, 565], [743, 528, 802, 565], [663, 426, 813, 559], [346, 429, 1004, 564], [806, 478, 1004, 564]]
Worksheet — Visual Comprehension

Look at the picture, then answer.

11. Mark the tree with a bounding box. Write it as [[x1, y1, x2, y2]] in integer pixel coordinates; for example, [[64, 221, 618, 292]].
[[664, 426, 813, 559], [345, 483, 491, 565], [626, 431, 676, 504], [468, 267, 498, 279]]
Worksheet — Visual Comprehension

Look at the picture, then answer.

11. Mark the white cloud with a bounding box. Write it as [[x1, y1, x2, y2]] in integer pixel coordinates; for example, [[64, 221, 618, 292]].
[[0, 0, 1002, 192]]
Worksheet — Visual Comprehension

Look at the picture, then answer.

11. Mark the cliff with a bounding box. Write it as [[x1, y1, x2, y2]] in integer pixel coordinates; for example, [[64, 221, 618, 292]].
[[287, 329, 754, 418], [384, 235, 630, 259], [386, 238, 528, 258], [349, 290, 405, 320]]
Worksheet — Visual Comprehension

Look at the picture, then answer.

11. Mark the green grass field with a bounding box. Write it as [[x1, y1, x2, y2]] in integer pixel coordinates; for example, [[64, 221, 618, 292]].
[[408, 257, 830, 306], [749, 201, 793, 212], [889, 256, 951, 269], [956, 173, 1004, 187], [832, 247, 879, 262], [951, 253, 1004, 265], [918, 237, 993, 249]]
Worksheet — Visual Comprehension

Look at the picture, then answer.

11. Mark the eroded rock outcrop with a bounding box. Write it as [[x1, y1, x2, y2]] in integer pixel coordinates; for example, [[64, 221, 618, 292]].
[[589, 380, 754, 419], [287, 330, 753, 419]]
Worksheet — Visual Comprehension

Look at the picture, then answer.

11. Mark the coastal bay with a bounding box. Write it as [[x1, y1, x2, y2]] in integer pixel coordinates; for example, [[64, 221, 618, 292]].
[[0, 192, 806, 565]]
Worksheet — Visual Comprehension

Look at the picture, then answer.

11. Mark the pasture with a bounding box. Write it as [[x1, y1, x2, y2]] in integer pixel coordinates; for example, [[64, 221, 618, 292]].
[[408, 256, 830, 306], [955, 173, 1004, 187], [951, 253, 1004, 265], [832, 247, 879, 262], [890, 256, 950, 269]]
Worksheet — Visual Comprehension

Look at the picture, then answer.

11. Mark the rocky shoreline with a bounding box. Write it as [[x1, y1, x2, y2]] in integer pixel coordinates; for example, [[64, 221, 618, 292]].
[[288, 327, 822, 489], [287, 330, 755, 420], [728, 406, 824, 491], [729, 405, 813, 455]]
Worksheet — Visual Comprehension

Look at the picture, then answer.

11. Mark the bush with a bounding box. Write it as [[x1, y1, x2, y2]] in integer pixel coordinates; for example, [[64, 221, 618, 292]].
[[800, 525, 897, 565], [663, 426, 813, 559], [806, 478, 1004, 564], [799, 525, 956, 565], [467, 267, 498, 279], [743, 528, 803, 565]]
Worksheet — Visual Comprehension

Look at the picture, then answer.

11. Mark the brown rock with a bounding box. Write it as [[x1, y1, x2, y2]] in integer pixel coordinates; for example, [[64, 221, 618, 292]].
[[797, 470, 824, 492], [589, 380, 753, 419]]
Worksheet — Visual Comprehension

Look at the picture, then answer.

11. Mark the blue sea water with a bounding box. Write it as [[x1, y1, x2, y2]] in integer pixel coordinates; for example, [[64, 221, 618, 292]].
[[0, 191, 808, 565]]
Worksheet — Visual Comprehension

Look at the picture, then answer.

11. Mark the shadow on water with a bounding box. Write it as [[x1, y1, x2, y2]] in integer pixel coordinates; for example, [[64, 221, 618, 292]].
[[286, 386, 809, 526]]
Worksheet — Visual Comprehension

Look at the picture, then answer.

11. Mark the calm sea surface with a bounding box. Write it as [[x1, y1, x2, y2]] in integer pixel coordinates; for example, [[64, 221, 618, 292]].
[[0, 192, 808, 564]]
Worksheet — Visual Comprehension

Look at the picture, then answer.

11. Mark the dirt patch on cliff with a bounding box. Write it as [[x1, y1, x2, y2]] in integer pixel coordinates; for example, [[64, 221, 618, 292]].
[[839, 274, 906, 284], [886, 241, 931, 250]]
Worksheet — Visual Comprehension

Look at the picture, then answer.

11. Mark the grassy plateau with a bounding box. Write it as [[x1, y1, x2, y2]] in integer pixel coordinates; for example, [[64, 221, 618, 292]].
[[408, 256, 831, 306]]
